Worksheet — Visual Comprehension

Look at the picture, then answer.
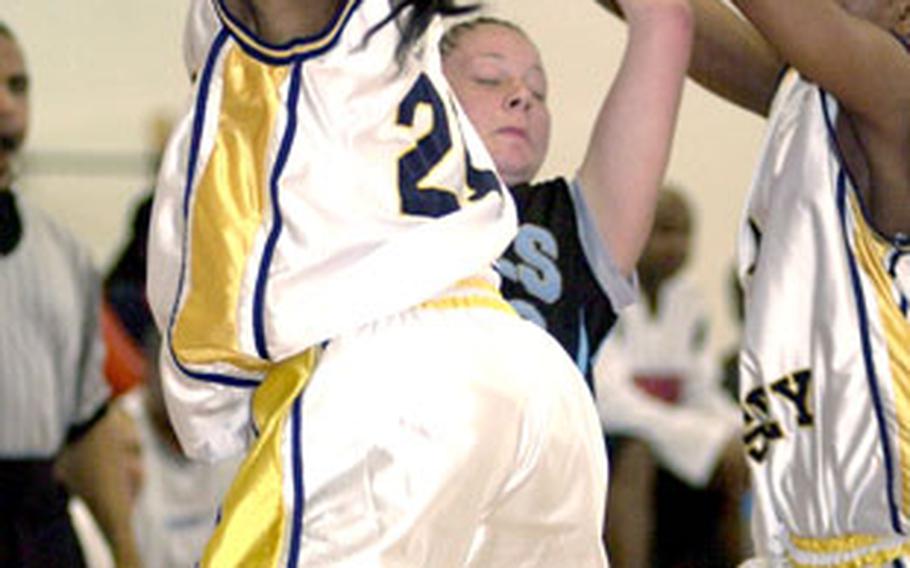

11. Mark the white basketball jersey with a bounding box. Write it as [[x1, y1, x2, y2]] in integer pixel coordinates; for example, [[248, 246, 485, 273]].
[[148, 0, 515, 460], [738, 69, 910, 564]]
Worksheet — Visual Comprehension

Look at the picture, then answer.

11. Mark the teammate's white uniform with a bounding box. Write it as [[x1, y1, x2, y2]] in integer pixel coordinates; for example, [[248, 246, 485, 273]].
[[594, 273, 740, 487], [738, 68, 910, 566], [147, 1, 608, 566]]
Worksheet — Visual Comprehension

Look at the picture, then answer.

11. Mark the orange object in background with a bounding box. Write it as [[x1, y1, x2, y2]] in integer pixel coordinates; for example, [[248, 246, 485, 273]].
[[101, 301, 146, 396]]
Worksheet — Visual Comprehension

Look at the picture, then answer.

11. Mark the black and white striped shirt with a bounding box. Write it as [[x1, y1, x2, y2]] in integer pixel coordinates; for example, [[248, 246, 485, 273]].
[[0, 192, 109, 458]]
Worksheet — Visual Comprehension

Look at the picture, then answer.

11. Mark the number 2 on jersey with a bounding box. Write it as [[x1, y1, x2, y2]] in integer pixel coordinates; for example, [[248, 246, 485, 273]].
[[397, 73, 500, 217]]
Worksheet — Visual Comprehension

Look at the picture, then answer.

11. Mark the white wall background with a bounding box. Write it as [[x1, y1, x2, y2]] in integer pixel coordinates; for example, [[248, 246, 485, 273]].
[[3, 0, 766, 356]]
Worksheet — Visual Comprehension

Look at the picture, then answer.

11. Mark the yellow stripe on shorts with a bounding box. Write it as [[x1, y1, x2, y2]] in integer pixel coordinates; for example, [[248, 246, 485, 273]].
[[201, 348, 319, 567], [789, 533, 910, 567], [418, 276, 517, 315]]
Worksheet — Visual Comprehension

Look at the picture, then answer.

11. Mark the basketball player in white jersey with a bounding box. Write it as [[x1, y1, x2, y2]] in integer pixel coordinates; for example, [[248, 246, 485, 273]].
[[605, 0, 910, 564], [147, 0, 613, 565]]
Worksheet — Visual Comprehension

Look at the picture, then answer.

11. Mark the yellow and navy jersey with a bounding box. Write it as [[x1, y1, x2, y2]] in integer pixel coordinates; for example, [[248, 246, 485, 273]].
[[737, 68, 910, 564], [147, 0, 515, 460]]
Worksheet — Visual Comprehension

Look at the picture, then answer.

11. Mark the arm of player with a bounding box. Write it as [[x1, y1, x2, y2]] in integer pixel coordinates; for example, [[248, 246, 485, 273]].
[[732, 0, 910, 132], [732, 0, 910, 236], [597, 0, 783, 117], [578, 0, 694, 277], [58, 408, 143, 568]]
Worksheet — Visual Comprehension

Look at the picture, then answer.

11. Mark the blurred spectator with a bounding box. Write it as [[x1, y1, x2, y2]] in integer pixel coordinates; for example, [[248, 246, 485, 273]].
[[124, 329, 240, 567], [595, 187, 748, 567], [92, 108, 238, 564], [0, 21, 140, 567]]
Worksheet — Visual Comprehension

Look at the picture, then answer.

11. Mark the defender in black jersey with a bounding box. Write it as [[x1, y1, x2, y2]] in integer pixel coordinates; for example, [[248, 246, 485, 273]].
[[441, 10, 692, 385], [501, 177, 632, 384]]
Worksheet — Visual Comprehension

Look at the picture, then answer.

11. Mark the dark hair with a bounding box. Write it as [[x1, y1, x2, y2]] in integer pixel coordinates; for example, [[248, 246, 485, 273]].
[[439, 16, 527, 59], [371, 0, 479, 61]]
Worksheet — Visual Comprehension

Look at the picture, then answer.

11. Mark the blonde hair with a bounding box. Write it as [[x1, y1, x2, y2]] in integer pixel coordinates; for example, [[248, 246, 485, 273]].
[[439, 16, 529, 58]]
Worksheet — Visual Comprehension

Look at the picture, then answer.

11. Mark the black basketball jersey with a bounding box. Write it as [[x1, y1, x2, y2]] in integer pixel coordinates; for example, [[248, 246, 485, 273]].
[[498, 177, 626, 387]]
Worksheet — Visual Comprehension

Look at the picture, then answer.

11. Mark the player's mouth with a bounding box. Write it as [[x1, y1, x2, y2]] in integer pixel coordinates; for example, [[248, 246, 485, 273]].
[[497, 127, 528, 141]]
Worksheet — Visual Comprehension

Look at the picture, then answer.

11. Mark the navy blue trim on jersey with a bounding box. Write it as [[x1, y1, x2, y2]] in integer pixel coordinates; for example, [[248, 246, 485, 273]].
[[746, 218, 762, 276], [252, 60, 303, 360], [287, 395, 305, 567], [772, 65, 792, 95], [821, 87, 903, 533], [168, 29, 259, 389], [887, 251, 909, 317], [215, 0, 363, 65], [182, 29, 228, 220], [819, 90, 870, 226], [836, 169, 904, 534], [819, 89, 908, 248]]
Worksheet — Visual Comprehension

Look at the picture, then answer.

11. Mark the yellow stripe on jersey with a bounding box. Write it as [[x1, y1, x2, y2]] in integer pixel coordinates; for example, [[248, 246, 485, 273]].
[[789, 532, 910, 567], [419, 277, 517, 315], [172, 45, 289, 373], [850, 195, 910, 516], [202, 349, 319, 567], [214, 0, 359, 61]]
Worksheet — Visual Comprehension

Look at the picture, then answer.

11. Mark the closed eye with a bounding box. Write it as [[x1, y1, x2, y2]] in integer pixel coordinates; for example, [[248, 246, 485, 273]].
[[474, 77, 502, 87]]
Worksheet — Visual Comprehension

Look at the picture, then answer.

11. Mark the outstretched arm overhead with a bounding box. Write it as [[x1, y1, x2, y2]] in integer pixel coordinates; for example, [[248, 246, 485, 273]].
[[580, 0, 694, 276], [597, 0, 783, 117], [733, 0, 910, 128], [731, 0, 910, 235]]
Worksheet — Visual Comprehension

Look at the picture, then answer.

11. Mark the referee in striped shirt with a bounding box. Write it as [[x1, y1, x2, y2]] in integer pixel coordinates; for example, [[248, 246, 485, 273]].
[[0, 22, 140, 567]]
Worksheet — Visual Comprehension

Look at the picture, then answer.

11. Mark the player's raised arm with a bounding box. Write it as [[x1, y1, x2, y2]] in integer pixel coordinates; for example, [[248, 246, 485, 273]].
[[735, 0, 910, 236], [732, 0, 910, 129], [598, 0, 783, 117], [578, 0, 694, 276]]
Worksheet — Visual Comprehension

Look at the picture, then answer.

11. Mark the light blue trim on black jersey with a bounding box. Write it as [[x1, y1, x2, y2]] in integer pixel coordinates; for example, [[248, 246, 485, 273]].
[[569, 176, 638, 311], [575, 308, 591, 378]]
